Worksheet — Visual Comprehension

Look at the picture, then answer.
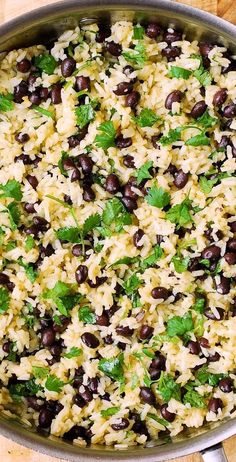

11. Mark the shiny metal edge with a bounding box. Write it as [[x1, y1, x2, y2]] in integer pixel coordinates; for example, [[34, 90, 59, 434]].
[[0, 0, 235, 460]]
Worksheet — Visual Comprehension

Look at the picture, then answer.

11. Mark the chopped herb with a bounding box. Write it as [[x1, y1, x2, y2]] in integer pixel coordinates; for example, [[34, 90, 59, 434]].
[[32, 366, 49, 379], [83, 213, 101, 236], [0, 227, 5, 245], [132, 108, 160, 127], [43, 281, 82, 316], [192, 297, 205, 313], [75, 104, 95, 129], [58, 151, 70, 177], [4, 200, 20, 229], [98, 354, 124, 382], [196, 110, 217, 129], [133, 25, 145, 40], [0, 93, 14, 112], [5, 240, 17, 251], [159, 127, 182, 145], [25, 235, 35, 252], [0, 180, 22, 201], [101, 406, 120, 417], [147, 412, 169, 427], [45, 374, 64, 393], [78, 306, 96, 324], [52, 314, 62, 326], [185, 133, 210, 146], [123, 273, 141, 296], [183, 389, 206, 408], [157, 372, 181, 402], [141, 245, 163, 269], [63, 347, 82, 358], [102, 198, 132, 232], [166, 197, 193, 227], [111, 256, 139, 267], [167, 312, 194, 337], [32, 105, 54, 118], [195, 366, 225, 387], [136, 161, 153, 185], [95, 121, 116, 151], [145, 182, 170, 209], [18, 258, 38, 283], [0, 287, 10, 314], [9, 379, 42, 397], [122, 42, 146, 68], [169, 66, 192, 80], [34, 54, 57, 75], [193, 64, 212, 87], [131, 373, 139, 389], [142, 348, 155, 359], [7, 342, 17, 362], [56, 227, 80, 243], [199, 176, 218, 194], [172, 255, 190, 273]]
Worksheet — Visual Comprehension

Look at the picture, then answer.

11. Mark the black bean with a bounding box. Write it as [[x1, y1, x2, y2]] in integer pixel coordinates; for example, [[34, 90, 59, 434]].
[[105, 173, 120, 194], [123, 183, 138, 199], [204, 307, 224, 320], [81, 332, 99, 348], [0, 273, 11, 286], [173, 169, 189, 189], [75, 265, 88, 284], [62, 157, 75, 171], [121, 196, 137, 212], [125, 91, 140, 109], [223, 103, 236, 118], [72, 244, 83, 257], [199, 337, 210, 349], [208, 398, 223, 413], [83, 187, 95, 202], [75, 76, 91, 92], [113, 82, 133, 96], [49, 343, 62, 358], [149, 368, 161, 381], [106, 41, 122, 56], [152, 135, 161, 149], [201, 245, 221, 260], [38, 244, 54, 260], [61, 57, 76, 77], [208, 351, 220, 362], [145, 23, 161, 39], [219, 377, 233, 393], [38, 408, 54, 428], [26, 174, 38, 190], [2, 341, 11, 353], [139, 324, 154, 340], [162, 46, 181, 61], [229, 221, 236, 233], [27, 72, 38, 86], [123, 65, 135, 77], [27, 396, 43, 411], [29, 91, 41, 105], [16, 58, 31, 73], [160, 403, 176, 422], [41, 328, 55, 347], [15, 132, 30, 143], [151, 287, 169, 300], [139, 386, 156, 405], [78, 386, 93, 403], [51, 83, 62, 104], [215, 275, 230, 295], [71, 168, 81, 182], [25, 225, 40, 237], [165, 163, 178, 176], [95, 25, 111, 43], [187, 340, 200, 355], [78, 154, 93, 174], [73, 394, 86, 408], [123, 155, 135, 168], [133, 229, 144, 248], [68, 135, 81, 148], [111, 418, 129, 431], [165, 90, 183, 110], [14, 81, 29, 103], [213, 88, 227, 107], [39, 87, 49, 100], [53, 316, 70, 333], [88, 276, 107, 288], [163, 30, 182, 44], [188, 257, 201, 272], [227, 238, 236, 252], [104, 334, 113, 344], [151, 353, 166, 371], [33, 216, 50, 231], [115, 134, 132, 149], [190, 100, 207, 119], [199, 43, 214, 57], [96, 313, 109, 326], [116, 326, 134, 337], [87, 377, 99, 394], [224, 252, 236, 265], [63, 425, 87, 441]]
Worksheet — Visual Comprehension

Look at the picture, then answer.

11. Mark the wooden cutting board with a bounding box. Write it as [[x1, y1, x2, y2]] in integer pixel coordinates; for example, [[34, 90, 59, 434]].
[[0, 0, 235, 461]]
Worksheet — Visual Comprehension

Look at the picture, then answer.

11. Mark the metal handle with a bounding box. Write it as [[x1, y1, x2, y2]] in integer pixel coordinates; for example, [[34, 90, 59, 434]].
[[201, 443, 228, 462]]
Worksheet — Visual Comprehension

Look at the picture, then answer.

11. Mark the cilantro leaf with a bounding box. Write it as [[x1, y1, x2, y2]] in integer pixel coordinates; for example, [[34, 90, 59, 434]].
[[9, 379, 42, 397], [147, 412, 169, 427], [132, 108, 160, 127], [122, 42, 146, 67], [159, 127, 182, 145], [63, 347, 82, 358], [33, 106, 54, 118], [183, 389, 206, 408], [58, 151, 69, 177], [169, 66, 192, 80], [0, 180, 22, 201], [199, 176, 217, 194], [75, 104, 95, 129], [95, 121, 116, 151], [166, 197, 193, 227], [146, 182, 170, 208], [25, 235, 35, 252], [83, 213, 101, 236], [0, 227, 5, 245], [111, 256, 139, 267], [167, 312, 194, 337], [35, 54, 57, 75], [123, 273, 141, 295], [101, 406, 120, 417], [32, 366, 49, 379], [6, 202, 20, 230], [0, 93, 14, 112], [141, 245, 163, 269], [98, 354, 124, 382], [0, 287, 10, 314], [45, 374, 64, 393], [185, 133, 210, 146], [102, 198, 132, 232], [192, 297, 205, 313], [18, 258, 38, 283], [193, 65, 212, 87], [43, 282, 82, 315], [136, 161, 153, 185], [157, 372, 181, 402], [196, 110, 217, 129], [43, 281, 71, 299], [172, 255, 190, 273], [56, 227, 80, 243], [78, 306, 96, 324], [195, 366, 225, 386], [133, 25, 144, 40]]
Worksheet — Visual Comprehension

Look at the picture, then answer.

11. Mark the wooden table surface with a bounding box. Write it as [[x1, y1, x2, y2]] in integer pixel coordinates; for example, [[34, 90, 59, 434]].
[[0, 0, 235, 461]]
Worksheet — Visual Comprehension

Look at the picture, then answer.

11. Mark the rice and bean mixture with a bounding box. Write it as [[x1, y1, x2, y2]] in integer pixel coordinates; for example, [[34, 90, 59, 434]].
[[0, 20, 235, 448]]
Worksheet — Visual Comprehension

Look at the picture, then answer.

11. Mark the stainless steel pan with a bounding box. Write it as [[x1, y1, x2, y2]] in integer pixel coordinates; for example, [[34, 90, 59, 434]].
[[0, 1, 235, 461]]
